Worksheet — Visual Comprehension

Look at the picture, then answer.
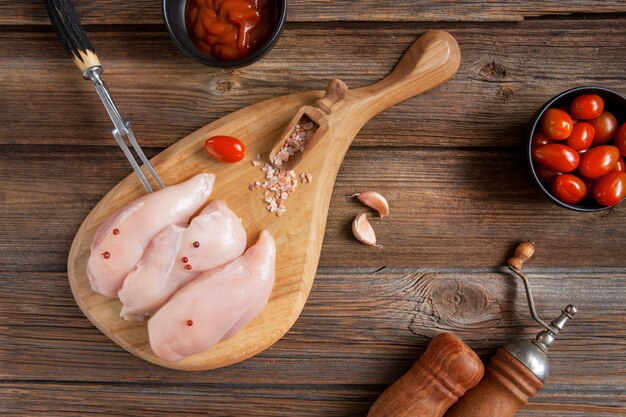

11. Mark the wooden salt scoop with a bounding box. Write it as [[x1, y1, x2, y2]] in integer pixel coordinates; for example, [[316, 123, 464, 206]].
[[268, 79, 349, 171]]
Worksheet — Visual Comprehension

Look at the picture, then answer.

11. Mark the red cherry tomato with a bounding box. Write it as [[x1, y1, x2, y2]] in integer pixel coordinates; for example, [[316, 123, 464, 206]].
[[613, 157, 626, 173], [535, 166, 560, 184], [541, 108, 573, 140], [594, 171, 626, 206], [578, 145, 620, 178], [569, 94, 604, 120], [204, 135, 245, 162], [565, 122, 594, 151], [532, 131, 552, 147], [615, 123, 626, 157], [588, 111, 618, 145], [552, 174, 586, 205], [532, 144, 579, 172]]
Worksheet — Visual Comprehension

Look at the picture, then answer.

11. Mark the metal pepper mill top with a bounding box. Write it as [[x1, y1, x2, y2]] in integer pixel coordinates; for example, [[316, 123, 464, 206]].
[[505, 241, 578, 382]]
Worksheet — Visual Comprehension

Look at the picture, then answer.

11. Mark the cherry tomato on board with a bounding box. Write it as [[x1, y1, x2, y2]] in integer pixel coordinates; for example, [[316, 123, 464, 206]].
[[588, 111, 618, 145], [541, 108, 574, 140], [204, 135, 246, 162], [569, 94, 604, 120], [578, 145, 620, 178], [552, 174, 587, 205], [615, 123, 626, 157], [612, 157, 626, 173], [594, 171, 626, 206], [535, 166, 561, 184], [532, 144, 579, 172], [565, 122, 594, 151]]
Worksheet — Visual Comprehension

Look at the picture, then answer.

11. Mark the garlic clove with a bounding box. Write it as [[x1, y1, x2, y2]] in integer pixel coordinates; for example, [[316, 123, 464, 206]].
[[352, 213, 382, 247], [350, 191, 389, 218]]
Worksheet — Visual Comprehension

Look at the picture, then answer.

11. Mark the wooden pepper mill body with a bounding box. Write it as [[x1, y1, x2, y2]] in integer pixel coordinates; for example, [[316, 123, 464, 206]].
[[444, 348, 544, 417], [367, 333, 484, 417]]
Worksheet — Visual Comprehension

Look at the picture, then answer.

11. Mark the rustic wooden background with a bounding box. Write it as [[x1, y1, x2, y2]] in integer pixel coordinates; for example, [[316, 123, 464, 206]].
[[2, 1, 626, 416]]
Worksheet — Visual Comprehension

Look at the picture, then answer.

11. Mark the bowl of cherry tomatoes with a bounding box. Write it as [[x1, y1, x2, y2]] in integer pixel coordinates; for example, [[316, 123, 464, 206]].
[[528, 86, 626, 211]]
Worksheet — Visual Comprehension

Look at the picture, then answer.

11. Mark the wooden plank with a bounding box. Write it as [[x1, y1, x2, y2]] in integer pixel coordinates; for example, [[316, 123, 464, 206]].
[[2, 382, 622, 417], [1, 21, 626, 148], [0, 382, 376, 416], [2, 0, 626, 25], [2, 145, 625, 271], [1, 269, 624, 416]]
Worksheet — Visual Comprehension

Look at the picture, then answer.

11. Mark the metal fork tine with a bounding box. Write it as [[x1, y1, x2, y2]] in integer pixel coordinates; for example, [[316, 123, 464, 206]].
[[83, 66, 165, 193], [125, 121, 165, 189], [112, 129, 154, 192]]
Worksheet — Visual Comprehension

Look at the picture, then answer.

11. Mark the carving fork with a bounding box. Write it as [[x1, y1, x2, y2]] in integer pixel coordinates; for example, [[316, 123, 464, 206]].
[[43, 0, 164, 192]]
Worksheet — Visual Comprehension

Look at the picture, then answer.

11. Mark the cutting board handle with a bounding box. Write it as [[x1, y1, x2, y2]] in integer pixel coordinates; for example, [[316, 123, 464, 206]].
[[355, 30, 461, 119]]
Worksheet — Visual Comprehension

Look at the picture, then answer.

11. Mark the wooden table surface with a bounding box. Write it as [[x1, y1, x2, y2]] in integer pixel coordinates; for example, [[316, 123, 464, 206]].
[[2, 1, 626, 416]]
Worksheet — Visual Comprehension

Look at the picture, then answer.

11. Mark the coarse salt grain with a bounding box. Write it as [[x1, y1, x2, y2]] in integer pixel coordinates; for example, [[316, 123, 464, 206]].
[[272, 116, 317, 166], [249, 160, 312, 216], [299, 172, 313, 184]]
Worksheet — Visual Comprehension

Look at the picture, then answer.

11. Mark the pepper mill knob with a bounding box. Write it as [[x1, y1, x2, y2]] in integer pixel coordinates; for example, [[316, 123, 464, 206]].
[[532, 304, 578, 353], [507, 241, 535, 271]]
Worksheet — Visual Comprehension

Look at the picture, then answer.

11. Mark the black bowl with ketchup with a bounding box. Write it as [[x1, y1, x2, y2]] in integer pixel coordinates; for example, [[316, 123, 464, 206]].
[[163, 0, 287, 68]]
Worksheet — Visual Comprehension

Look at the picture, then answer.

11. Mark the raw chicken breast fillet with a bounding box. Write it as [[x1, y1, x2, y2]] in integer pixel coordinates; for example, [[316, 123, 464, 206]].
[[148, 230, 276, 362], [119, 200, 247, 321], [117, 224, 185, 321], [87, 173, 214, 298]]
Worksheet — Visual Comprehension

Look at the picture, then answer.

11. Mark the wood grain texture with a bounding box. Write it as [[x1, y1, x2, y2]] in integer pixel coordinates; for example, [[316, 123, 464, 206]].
[[2, 0, 626, 25], [65, 31, 460, 370], [1, 382, 624, 417], [2, 3, 626, 415], [1, 269, 625, 415], [2, 21, 626, 149]]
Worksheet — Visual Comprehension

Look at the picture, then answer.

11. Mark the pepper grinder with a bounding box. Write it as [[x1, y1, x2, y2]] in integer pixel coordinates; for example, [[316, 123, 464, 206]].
[[445, 241, 578, 417], [367, 333, 485, 417]]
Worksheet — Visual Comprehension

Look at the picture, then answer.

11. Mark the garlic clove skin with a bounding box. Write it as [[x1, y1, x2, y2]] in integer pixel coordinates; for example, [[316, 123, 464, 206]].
[[351, 191, 389, 218], [352, 213, 382, 247]]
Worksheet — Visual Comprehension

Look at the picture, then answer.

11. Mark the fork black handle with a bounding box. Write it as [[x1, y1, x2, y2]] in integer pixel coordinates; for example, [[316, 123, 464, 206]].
[[43, 0, 101, 72]]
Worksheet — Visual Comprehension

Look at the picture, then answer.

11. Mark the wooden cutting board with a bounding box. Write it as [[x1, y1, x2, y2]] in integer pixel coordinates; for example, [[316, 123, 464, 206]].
[[67, 30, 461, 371]]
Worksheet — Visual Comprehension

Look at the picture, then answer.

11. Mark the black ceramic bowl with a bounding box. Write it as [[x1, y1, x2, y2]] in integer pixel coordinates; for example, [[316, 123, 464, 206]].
[[527, 86, 626, 212], [162, 0, 287, 68]]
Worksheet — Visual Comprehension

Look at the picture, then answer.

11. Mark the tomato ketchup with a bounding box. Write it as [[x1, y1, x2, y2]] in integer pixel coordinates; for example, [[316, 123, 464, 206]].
[[186, 0, 275, 61]]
